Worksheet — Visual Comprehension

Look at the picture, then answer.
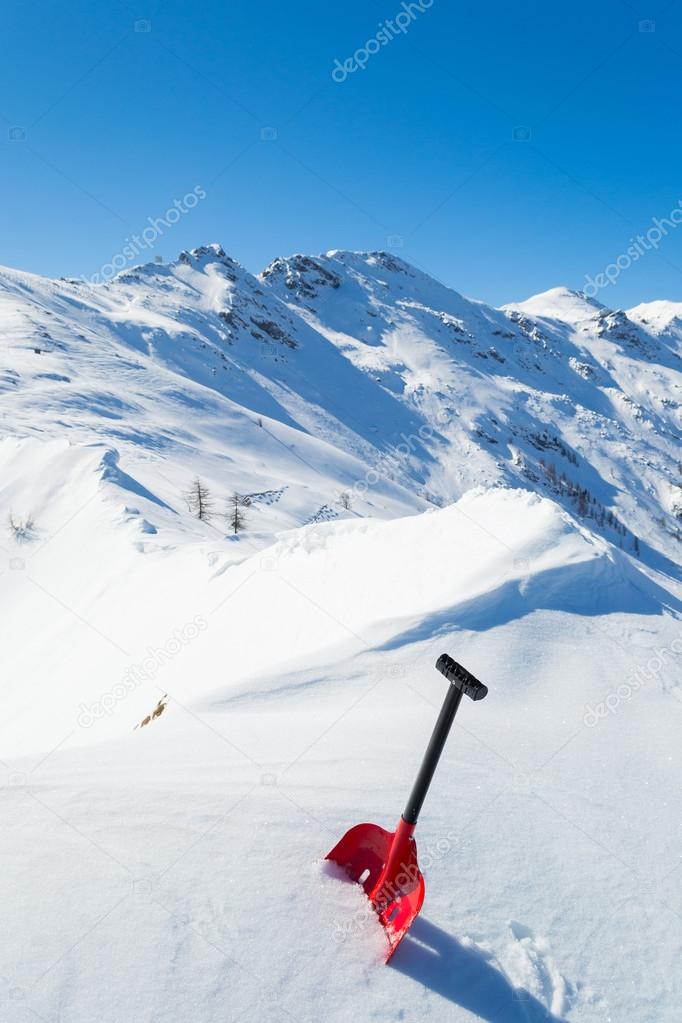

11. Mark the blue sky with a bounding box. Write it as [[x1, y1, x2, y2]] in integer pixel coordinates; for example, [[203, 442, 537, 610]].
[[2, 0, 682, 306]]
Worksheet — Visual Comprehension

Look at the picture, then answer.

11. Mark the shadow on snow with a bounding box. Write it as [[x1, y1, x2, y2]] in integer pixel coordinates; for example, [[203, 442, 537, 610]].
[[377, 554, 681, 653], [391, 917, 568, 1023]]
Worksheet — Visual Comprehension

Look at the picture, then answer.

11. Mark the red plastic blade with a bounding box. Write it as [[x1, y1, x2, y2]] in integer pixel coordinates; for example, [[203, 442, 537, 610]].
[[326, 819, 425, 959]]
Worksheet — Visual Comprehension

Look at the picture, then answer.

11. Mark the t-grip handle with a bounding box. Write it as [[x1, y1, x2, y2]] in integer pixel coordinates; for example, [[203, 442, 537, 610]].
[[435, 653, 489, 701]]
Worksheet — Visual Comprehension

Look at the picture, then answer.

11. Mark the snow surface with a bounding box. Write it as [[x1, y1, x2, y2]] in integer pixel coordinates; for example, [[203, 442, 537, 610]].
[[1, 246, 681, 1022], [502, 287, 606, 325]]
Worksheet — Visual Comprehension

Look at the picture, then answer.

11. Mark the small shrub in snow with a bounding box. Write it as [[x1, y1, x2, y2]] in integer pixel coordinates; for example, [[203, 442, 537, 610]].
[[7, 511, 36, 542]]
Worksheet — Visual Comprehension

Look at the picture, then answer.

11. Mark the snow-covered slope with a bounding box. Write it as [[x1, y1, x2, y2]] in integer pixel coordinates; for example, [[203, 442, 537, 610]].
[[263, 250, 682, 564], [4, 456, 681, 1023], [1, 246, 681, 1023], [2, 243, 682, 560], [2, 443, 656, 761]]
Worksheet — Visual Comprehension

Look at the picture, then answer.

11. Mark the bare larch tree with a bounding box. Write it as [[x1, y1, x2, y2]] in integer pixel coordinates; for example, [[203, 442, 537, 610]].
[[185, 478, 214, 521], [228, 492, 247, 534]]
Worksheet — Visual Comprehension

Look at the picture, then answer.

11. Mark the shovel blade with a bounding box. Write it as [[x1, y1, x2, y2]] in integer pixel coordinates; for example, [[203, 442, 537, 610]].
[[326, 821, 425, 959]]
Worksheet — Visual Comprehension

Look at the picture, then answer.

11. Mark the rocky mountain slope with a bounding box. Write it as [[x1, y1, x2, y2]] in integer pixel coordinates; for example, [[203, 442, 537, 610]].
[[1, 243, 680, 565]]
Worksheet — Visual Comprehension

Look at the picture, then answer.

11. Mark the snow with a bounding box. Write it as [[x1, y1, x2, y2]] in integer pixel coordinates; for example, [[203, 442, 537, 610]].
[[503, 287, 605, 325], [627, 300, 682, 358], [627, 299, 682, 329], [1, 246, 681, 1022]]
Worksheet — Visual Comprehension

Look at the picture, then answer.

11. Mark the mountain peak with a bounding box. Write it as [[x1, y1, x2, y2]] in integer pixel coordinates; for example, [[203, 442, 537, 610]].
[[260, 253, 343, 297], [259, 248, 421, 292], [324, 249, 418, 275], [627, 299, 682, 329], [503, 286, 606, 324], [176, 242, 241, 270]]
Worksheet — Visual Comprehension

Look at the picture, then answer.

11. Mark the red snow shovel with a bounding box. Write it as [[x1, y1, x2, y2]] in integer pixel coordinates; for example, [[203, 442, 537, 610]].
[[326, 654, 488, 960]]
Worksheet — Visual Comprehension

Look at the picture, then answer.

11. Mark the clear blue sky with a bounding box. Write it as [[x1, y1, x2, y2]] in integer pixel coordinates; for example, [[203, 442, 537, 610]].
[[2, 0, 682, 306]]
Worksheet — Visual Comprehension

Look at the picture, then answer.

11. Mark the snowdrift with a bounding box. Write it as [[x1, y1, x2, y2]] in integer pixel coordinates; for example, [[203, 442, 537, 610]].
[[1, 437, 672, 760]]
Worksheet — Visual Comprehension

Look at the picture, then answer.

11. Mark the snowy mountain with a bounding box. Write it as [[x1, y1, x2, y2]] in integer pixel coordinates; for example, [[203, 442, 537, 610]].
[[263, 251, 682, 560], [1, 245, 681, 1023], [4, 243, 680, 557]]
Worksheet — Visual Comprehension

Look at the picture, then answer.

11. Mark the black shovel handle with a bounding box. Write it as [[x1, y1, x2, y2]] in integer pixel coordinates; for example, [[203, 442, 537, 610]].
[[402, 655, 488, 826]]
